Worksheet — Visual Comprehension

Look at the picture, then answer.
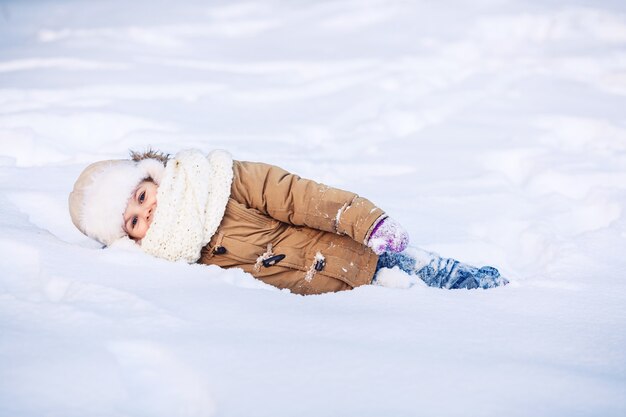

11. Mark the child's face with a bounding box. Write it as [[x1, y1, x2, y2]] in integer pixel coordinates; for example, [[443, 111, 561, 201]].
[[123, 180, 158, 241]]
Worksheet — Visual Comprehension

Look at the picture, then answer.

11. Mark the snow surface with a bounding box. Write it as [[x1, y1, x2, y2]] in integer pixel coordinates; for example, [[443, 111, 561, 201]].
[[1, 0, 626, 416]]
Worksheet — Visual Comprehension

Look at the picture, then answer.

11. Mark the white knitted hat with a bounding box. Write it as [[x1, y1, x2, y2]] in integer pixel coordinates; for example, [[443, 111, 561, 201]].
[[68, 156, 166, 246]]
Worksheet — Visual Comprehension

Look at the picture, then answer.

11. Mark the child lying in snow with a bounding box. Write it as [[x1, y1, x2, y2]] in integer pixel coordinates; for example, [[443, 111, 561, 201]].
[[68, 149, 508, 295]]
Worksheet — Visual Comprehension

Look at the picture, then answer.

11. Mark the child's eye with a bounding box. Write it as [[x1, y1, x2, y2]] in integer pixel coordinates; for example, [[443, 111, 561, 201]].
[[132, 216, 138, 227], [139, 191, 145, 203]]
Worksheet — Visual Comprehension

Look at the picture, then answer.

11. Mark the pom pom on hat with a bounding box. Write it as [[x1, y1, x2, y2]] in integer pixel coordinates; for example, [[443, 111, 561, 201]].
[[68, 156, 165, 246]]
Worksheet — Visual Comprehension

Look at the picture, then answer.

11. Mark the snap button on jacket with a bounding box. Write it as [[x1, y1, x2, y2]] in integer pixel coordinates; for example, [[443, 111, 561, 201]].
[[198, 161, 384, 295]]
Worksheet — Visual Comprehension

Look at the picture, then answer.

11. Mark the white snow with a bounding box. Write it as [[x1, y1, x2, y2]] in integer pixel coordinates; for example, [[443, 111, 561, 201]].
[[1, 0, 625, 416]]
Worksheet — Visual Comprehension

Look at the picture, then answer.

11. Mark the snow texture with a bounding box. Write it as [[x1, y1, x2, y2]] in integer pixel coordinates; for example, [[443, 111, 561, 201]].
[[1, 0, 626, 416]]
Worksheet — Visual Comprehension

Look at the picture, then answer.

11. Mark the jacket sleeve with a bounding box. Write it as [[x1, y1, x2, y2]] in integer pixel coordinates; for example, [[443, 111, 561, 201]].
[[230, 160, 386, 244]]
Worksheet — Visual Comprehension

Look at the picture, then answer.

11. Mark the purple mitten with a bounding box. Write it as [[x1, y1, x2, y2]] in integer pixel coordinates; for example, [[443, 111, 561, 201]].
[[367, 217, 409, 255]]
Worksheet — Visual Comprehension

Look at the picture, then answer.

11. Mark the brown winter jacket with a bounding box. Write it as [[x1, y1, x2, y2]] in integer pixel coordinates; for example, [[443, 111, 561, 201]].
[[198, 161, 385, 295]]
